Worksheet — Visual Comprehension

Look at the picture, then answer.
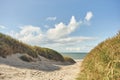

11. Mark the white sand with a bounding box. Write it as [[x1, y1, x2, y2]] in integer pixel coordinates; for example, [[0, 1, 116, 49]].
[[0, 54, 82, 80]]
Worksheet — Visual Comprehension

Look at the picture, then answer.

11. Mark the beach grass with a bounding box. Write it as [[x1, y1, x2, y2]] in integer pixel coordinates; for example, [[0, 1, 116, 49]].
[[77, 32, 120, 80], [0, 32, 75, 63]]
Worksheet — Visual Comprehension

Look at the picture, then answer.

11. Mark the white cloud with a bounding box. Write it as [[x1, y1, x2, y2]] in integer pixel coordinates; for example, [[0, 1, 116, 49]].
[[85, 11, 93, 21], [0, 25, 6, 29], [47, 16, 82, 39], [8, 13, 95, 52], [46, 17, 57, 21], [19, 26, 41, 35], [54, 37, 96, 44], [66, 47, 81, 52], [10, 25, 44, 45]]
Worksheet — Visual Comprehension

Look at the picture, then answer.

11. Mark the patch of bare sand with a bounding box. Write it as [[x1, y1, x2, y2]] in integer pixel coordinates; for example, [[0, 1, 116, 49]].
[[0, 54, 82, 80]]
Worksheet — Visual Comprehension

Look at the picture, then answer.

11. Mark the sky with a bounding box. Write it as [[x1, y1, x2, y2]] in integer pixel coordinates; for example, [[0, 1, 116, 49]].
[[0, 0, 120, 52]]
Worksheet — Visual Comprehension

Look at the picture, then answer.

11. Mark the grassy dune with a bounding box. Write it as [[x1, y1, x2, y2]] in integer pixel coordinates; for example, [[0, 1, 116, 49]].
[[0, 33, 37, 58], [0, 33, 75, 63], [77, 32, 120, 80]]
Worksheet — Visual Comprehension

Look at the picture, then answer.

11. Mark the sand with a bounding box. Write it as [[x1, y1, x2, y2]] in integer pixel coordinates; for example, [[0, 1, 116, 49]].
[[0, 54, 82, 80]]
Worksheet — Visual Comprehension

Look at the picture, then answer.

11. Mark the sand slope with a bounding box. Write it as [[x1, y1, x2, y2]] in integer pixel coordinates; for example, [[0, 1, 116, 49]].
[[0, 54, 82, 80]]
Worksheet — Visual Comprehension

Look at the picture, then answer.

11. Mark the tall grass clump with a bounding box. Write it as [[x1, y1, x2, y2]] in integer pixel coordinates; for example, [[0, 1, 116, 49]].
[[77, 32, 120, 80]]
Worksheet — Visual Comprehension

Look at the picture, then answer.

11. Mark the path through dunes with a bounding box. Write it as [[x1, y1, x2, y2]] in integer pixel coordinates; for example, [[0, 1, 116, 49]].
[[0, 54, 82, 80], [0, 61, 81, 80]]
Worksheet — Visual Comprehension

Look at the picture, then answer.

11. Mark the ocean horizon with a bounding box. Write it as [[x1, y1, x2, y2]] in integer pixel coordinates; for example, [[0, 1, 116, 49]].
[[61, 52, 88, 60]]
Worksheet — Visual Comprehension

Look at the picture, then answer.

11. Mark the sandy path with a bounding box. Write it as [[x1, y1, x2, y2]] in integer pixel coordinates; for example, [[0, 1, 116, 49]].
[[0, 61, 81, 80], [0, 54, 82, 80]]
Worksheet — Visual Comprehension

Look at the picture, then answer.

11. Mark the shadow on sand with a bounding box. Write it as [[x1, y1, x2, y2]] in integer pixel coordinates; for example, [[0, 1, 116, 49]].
[[0, 54, 75, 72]]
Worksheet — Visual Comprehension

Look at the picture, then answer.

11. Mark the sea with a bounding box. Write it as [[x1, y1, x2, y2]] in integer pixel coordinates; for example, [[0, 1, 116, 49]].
[[61, 52, 88, 60]]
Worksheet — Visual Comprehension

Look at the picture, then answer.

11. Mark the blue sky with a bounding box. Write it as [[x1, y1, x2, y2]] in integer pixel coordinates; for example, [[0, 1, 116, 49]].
[[0, 0, 120, 52]]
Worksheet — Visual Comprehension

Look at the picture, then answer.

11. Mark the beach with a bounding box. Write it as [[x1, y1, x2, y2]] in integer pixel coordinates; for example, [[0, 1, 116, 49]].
[[0, 54, 82, 80]]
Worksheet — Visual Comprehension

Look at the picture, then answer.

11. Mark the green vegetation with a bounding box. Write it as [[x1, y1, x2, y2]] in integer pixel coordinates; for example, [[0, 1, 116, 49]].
[[19, 54, 35, 62], [0, 33, 37, 58], [0, 32, 75, 63], [64, 56, 76, 64], [33, 46, 64, 62], [77, 32, 120, 80]]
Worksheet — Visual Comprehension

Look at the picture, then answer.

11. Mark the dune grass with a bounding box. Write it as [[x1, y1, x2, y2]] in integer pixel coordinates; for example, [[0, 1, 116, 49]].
[[0, 32, 75, 63], [19, 54, 35, 62], [77, 32, 120, 80], [64, 56, 76, 64], [33, 46, 65, 62], [0, 32, 37, 58]]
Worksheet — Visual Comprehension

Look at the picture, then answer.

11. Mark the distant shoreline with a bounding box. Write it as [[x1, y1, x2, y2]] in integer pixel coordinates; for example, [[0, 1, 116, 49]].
[[61, 53, 87, 60], [74, 59, 83, 62]]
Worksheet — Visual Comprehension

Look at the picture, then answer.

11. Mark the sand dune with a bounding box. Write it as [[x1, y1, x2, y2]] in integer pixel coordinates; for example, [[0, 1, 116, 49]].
[[0, 54, 82, 80]]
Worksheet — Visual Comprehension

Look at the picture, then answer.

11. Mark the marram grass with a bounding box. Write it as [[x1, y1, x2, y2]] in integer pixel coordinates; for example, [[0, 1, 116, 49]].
[[77, 32, 120, 80], [0, 32, 75, 63]]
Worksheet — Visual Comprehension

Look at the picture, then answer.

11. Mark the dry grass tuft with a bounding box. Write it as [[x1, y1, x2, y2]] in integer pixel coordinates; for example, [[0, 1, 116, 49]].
[[77, 32, 120, 80]]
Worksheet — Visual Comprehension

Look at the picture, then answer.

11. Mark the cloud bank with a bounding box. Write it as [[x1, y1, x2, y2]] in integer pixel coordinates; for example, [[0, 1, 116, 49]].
[[47, 16, 81, 39], [10, 26, 43, 45], [8, 12, 95, 52]]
